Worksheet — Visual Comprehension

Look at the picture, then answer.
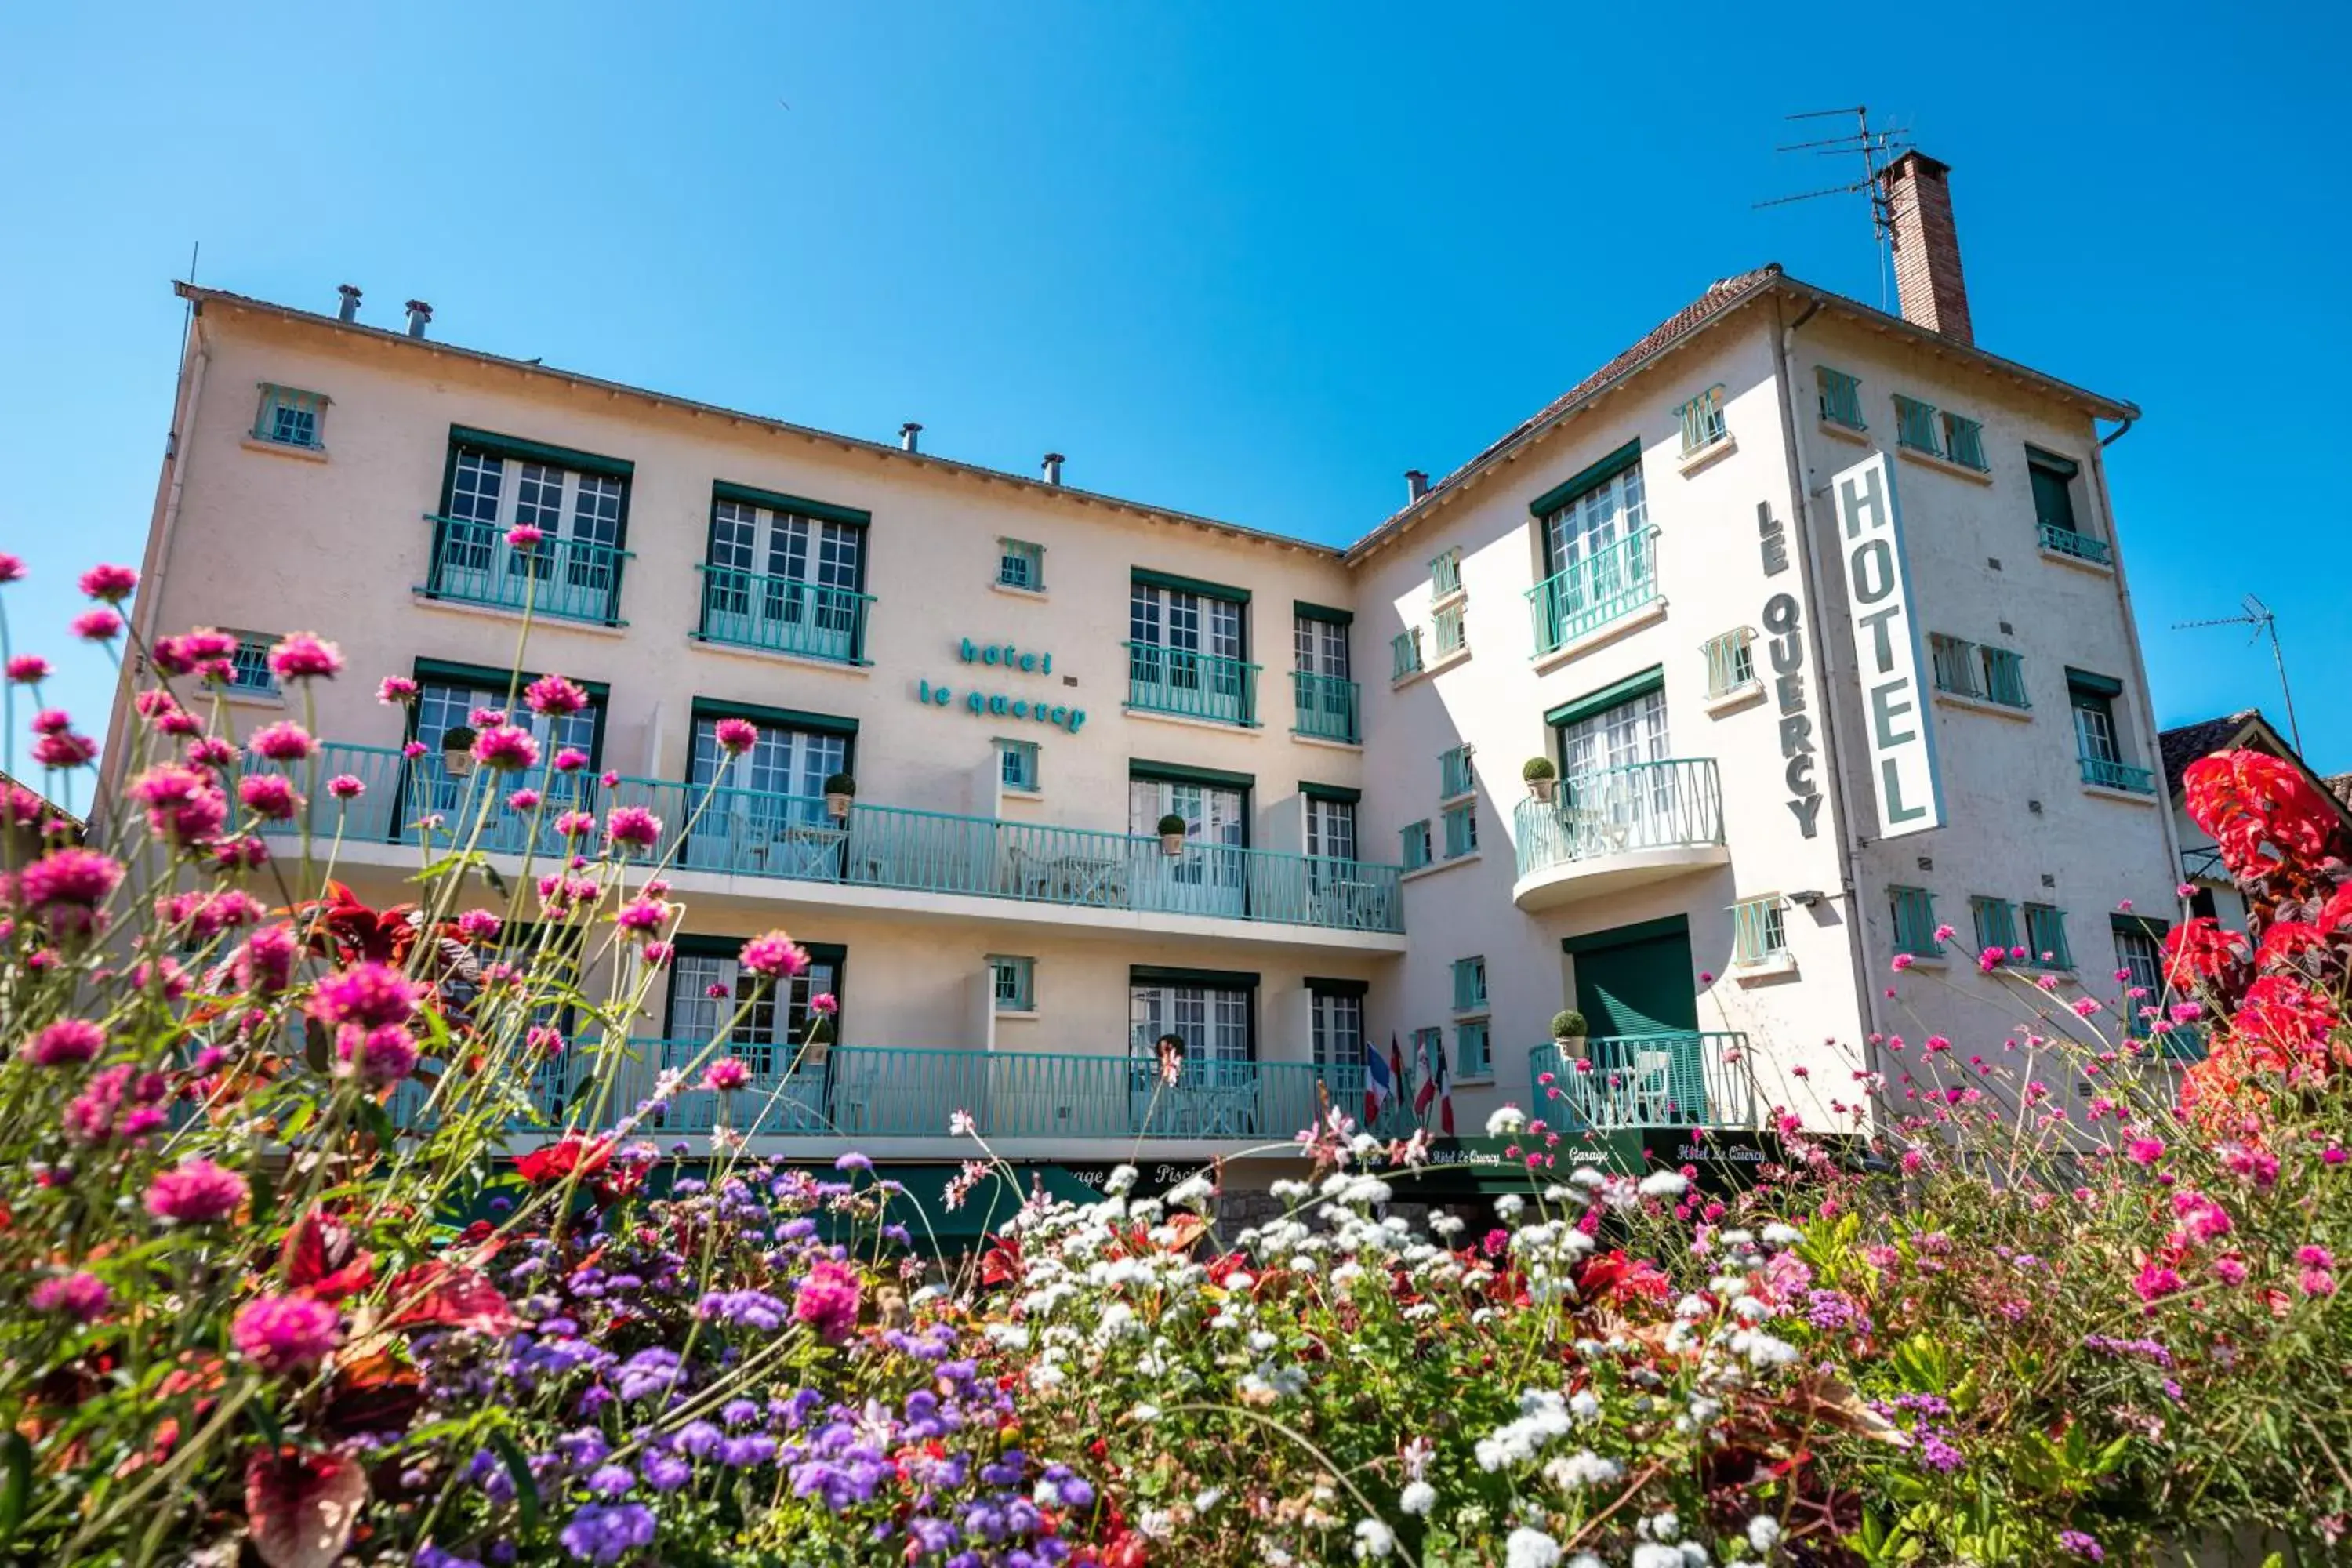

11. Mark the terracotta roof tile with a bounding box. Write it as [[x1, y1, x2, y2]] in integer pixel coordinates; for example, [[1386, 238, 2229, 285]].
[[2157, 710, 2266, 796]]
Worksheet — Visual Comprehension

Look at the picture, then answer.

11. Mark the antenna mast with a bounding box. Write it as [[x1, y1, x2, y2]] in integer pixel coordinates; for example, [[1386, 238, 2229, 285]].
[[2174, 596, 2304, 757], [1755, 106, 1912, 310]]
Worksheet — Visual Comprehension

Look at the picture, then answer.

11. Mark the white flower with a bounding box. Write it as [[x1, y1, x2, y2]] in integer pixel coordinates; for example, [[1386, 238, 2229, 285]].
[[1105, 1164, 1138, 1196], [1570, 1166, 1608, 1189], [1761, 1221, 1802, 1247], [1748, 1515, 1783, 1552], [1128, 1402, 1161, 1424], [1194, 1486, 1225, 1512], [1494, 1193, 1525, 1219], [1638, 1171, 1688, 1198], [1644, 1509, 1681, 1541], [1569, 1388, 1601, 1422], [1167, 1172, 1215, 1210], [1506, 1527, 1563, 1568], [1544, 1450, 1624, 1489], [1633, 1546, 1684, 1568], [1486, 1105, 1528, 1137], [948, 1109, 976, 1137], [1352, 1519, 1396, 1559], [1138, 1508, 1176, 1541], [1428, 1213, 1465, 1237], [1399, 1480, 1436, 1516]]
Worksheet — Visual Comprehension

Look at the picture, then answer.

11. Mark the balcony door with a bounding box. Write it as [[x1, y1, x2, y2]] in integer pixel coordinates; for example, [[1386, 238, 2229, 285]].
[[705, 499, 866, 660], [666, 948, 838, 1132], [408, 674, 601, 852], [1540, 461, 1649, 605], [1131, 583, 1244, 708], [1129, 982, 1253, 1134], [442, 445, 625, 614], [1570, 918, 1704, 1125], [684, 716, 847, 878], [1293, 613, 1352, 736], [1553, 688, 1670, 840], [1129, 778, 1246, 916]]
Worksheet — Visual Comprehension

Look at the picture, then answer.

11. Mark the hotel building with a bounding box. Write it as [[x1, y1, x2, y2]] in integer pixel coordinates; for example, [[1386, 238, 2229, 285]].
[[103, 154, 2185, 1202]]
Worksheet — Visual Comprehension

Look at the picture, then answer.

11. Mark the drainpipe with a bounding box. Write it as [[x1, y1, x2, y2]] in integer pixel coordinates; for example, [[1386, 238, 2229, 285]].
[[96, 310, 211, 828], [1769, 292, 1890, 1113]]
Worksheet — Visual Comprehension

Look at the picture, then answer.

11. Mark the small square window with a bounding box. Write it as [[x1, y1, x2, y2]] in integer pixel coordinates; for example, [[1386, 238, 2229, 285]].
[[1439, 744, 1475, 800], [1731, 896, 1787, 965], [989, 955, 1035, 1012], [998, 539, 1045, 591], [227, 633, 281, 696], [1676, 384, 1727, 454], [252, 383, 328, 449], [997, 739, 1040, 793], [1703, 629, 1756, 698]]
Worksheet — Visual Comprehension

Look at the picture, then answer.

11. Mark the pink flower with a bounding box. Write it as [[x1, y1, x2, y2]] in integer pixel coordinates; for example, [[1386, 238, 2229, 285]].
[[604, 805, 662, 851], [506, 522, 544, 549], [2299, 1265, 2338, 1299], [642, 940, 673, 967], [1978, 946, 2003, 974], [238, 773, 299, 821], [336, 1023, 419, 1084], [232, 1293, 339, 1374], [267, 632, 343, 681], [524, 673, 588, 717], [402, 741, 428, 760], [26, 1018, 103, 1066], [1933, 923, 1956, 942], [615, 895, 669, 935], [1890, 953, 1915, 972], [21, 846, 122, 913], [2117, 898, 2133, 912], [702, 1058, 751, 1092], [528, 1025, 566, 1057], [7, 654, 49, 683], [309, 961, 420, 1030], [793, 1258, 862, 1345], [71, 608, 122, 641], [129, 762, 228, 844], [235, 924, 298, 995], [472, 724, 539, 771], [713, 717, 760, 755], [64, 1064, 169, 1144], [2172, 1190, 2233, 1243], [2071, 997, 2100, 1018], [0, 554, 22, 583], [33, 728, 96, 768], [469, 706, 507, 728], [1923, 1035, 1951, 1053], [328, 774, 365, 800], [811, 992, 838, 1017], [1697, 971, 1714, 984], [740, 931, 811, 978], [507, 788, 542, 812], [2211, 1254, 2249, 1286], [31, 1272, 110, 1323], [2299, 1244, 2336, 1271], [145, 1156, 249, 1223], [377, 675, 419, 705], [553, 747, 590, 773], [2132, 1261, 2183, 1304], [456, 909, 502, 941], [78, 563, 139, 602], [554, 810, 596, 837], [2125, 1137, 2166, 1166], [249, 720, 314, 762], [705, 982, 731, 1000]]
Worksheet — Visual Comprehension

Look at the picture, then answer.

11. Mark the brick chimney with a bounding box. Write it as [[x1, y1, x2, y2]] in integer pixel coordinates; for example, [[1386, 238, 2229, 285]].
[[1878, 151, 1973, 347]]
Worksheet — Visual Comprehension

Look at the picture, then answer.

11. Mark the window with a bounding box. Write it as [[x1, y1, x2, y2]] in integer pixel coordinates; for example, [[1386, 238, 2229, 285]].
[[1555, 686, 1668, 779], [1817, 366, 1866, 430], [1130, 981, 1252, 1073], [1293, 611, 1357, 743], [2114, 927, 2161, 1036], [1305, 794, 1357, 862], [2069, 670, 2152, 792], [2029, 448, 2109, 564], [997, 539, 1045, 591], [227, 633, 281, 696], [1451, 956, 1487, 1013], [1456, 1018, 1491, 1080], [412, 672, 604, 848], [1730, 896, 1788, 966], [1439, 744, 1475, 800], [1391, 628, 1423, 681], [997, 739, 1040, 793], [1430, 548, 1462, 598], [1941, 412, 1988, 471], [1929, 635, 2030, 710], [1893, 394, 1941, 456], [1441, 801, 1477, 859], [1675, 384, 1727, 454], [2024, 904, 2073, 970], [1432, 601, 1467, 658], [252, 384, 328, 449], [1309, 985, 1365, 1070], [704, 494, 869, 662], [1970, 895, 2020, 956], [1702, 628, 1757, 697], [431, 434, 631, 625], [684, 711, 847, 869], [1128, 774, 1250, 913], [668, 945, 840, 1083], [1130, 577, 1252, 725], [1534, 455, 1653, 653], [1401, 820, 1432, 872], [1889, 886, 1941, 958], [990, 956, 1036, 1012]]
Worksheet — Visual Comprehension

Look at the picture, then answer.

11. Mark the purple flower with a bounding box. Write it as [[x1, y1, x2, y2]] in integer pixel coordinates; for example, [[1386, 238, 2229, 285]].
[[641, 1452, 692, 1492], [2057, 1531, 2105, 1562], [718, 1434, 778, 1469], [721, 1397, 762, 1428], [586, 1464, 635, 1499], [615, 1348, 687, 1403], [557, 1502, 655, 1564], [673, 1420, 722, 1457]]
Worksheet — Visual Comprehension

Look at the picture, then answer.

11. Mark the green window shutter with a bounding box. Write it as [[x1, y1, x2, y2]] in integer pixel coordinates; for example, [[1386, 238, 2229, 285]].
[[1129, 964, 1259, 989], [1570, 925, 1699, 1036], [2030, 463, 2078, 534], [2064, 667, 2124, 699], [712, 481, 870, 527], [1301, 781, 1362, 804], [1305, 976, 1370, 999]]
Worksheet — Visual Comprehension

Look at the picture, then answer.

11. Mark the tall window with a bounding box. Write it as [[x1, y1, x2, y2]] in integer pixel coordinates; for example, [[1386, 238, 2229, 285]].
[[447, 446, 625, 569], [670, 948, 838, 1078], [1305, 795, 1357, 862], [1555, 688, 1668, 779], [1130, 776, 1247, 913], [1541, 461, 1648, 586], [684, 713, 848, 873], [706, 498, 866, 659], [1309, 988, 1364, 1070], [413, 673, 601, 840], [1131, 580, 1247, 716], [1295, 615, 1350, 682], [1130, 983, 1251, 1070], [2114, 927, 2161, 1034], [2070, 675, 2123, 764], [1293, 612, 1356, 742], [2028, 448, 2083, 537]]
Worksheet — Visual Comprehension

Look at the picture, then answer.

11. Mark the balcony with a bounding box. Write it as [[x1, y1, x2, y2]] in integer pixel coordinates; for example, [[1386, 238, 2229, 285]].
[[1510, 757, 1726, 909], [1526, 529, 1657, 659], [421, 515, 630, 626], [1528, 1034, 1756, 1131], [694, 564, 873, 664], [261, 743, 1403, 937], [1124, 642, 1259, 727], [1290, 670, 1362, 744], [2039, 523, 2113, 567], [393, 1040, 1421, 1145], [2080, 754, 2157, 795]]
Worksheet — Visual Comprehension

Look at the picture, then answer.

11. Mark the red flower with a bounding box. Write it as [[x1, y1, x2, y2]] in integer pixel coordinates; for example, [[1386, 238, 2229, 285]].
[[514, 1134, 614, 1187]]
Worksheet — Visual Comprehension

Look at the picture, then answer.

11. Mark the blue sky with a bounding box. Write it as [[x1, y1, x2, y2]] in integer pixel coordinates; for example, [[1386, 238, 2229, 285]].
[[2, 2, 2345, 782]]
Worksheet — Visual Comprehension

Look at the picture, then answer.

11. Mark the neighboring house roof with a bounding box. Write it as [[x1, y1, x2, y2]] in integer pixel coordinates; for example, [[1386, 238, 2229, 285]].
[[2327, 773, 2352, 812], [182, 270, 2137, 570], [2157, 710, 2352, 826], [0, 770, 84, 837]]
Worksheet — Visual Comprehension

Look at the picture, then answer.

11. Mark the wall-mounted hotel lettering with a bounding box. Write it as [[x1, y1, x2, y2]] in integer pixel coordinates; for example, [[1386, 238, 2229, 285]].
[[1831, 452, 1944, 839], [1762, 591, 1820, 839], [913, 637, 1088, 733]]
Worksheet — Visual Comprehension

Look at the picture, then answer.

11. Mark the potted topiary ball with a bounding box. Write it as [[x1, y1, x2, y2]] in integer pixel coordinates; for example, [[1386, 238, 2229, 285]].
[[1156, 814, 1189, 856], [1523, 756, 1558, 804], [1550, 1008, 1588, 1058], [823, 772, 857, 821]]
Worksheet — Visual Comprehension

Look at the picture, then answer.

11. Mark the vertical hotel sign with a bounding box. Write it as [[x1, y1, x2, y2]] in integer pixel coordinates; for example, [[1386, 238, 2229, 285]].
[[1832, 452, 1944, 837]]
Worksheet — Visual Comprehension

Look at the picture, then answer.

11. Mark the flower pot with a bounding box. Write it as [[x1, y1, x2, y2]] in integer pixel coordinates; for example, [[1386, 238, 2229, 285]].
[[826, 793, 853, 821], [1160, 832, 1187, 857], [1527, 777, 1557, 804], [1555, 1034, 1588, 1059]]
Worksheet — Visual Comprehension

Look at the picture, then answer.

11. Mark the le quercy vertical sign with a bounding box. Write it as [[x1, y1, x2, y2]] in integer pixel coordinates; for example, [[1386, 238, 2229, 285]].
[[1832, 452, 1944, 839]]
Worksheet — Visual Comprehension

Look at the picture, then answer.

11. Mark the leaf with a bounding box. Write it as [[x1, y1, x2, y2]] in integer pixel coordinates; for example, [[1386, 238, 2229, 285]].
[[382, 1261, 519, 1336], [0, 1432, 31, 1551], [488, 1430, 539, 1530], [245, 1447, 368, 1568]]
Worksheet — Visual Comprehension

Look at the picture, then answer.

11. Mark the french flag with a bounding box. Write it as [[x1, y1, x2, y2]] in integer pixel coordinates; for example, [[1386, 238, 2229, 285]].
[[1363, 1035, 1396, 1125]]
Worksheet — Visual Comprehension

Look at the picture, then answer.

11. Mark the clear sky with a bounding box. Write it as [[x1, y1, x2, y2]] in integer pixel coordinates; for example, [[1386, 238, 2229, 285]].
[[2, 2, 2345, 786]]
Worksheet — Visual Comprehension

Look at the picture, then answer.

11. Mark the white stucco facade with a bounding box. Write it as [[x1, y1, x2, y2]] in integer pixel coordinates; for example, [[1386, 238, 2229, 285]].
[[103, 263, 2182, 1171]]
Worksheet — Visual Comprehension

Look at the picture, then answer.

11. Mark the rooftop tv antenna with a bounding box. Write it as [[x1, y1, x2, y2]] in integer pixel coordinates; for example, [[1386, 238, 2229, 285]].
[[1755, 106, 1912, 310], [2175, 595, 2304, 756]]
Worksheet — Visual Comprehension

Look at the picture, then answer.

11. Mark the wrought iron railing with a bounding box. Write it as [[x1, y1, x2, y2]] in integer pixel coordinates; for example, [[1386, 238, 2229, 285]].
[[1511, 758, 1722, 878], [2080, 755, 2157, 794], [2038, 523, 2112, 566], [1528, 1034, 1756, 1131], [1526, 529, 1657, 656], [1290, 670, 1361, 744], [422, 515, 630, 625], [1123, 642, 1259, 727], [695, 564, 873, 664]]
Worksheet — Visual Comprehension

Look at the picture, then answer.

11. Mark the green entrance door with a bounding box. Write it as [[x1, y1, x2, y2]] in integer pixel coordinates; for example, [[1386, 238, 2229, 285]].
[[1567, 916, 1707, 1123]]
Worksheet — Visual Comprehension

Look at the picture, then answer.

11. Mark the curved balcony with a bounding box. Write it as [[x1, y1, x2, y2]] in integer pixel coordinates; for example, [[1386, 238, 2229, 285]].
[[1510, 757, 1727, 910], [1527, 1034, 1756, 1131]]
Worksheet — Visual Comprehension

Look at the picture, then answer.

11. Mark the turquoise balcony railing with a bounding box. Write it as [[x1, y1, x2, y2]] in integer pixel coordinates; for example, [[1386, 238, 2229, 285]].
[[613, 1040, 1417, 1142], [1512, 758, 1722, 877], [2080, 754, 2157, 794], [2039, 523, 2113, 566], [1290, 670, 1362, 743], [423, 515, 630, 626], [248, 741, 598, 858], [1528, 1034, 1755, 1131], [695, 564, 873, 664], [1124, 642, 1259, 726], [1526, 529, 1657, 657]]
